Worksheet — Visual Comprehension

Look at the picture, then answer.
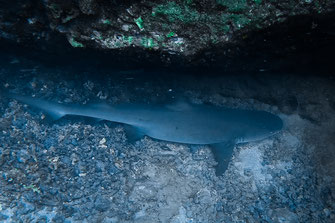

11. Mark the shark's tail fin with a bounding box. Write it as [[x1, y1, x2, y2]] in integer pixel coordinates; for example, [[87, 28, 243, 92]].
[[6, 92, 67, 120]]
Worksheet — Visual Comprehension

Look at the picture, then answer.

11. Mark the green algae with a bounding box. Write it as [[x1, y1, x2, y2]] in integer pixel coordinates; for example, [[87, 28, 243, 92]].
[[141, 37, 157, 48], [127, 36, 134, 44], [102, 19, 111, 25], [152, 1, 200, 23], [69, 37, 84, 47], [122, 35, 134, 45], [63, 15, 75, 23], [134, 17, 144, 30], [166, 31, 175, 37], [229, 14, 251, 29], [152, 0, 254, 31], [217, 0, 248, 13]]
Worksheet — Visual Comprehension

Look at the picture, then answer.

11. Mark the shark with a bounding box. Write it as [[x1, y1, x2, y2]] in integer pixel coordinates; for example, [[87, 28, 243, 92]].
[[6, 93, 283, 175]]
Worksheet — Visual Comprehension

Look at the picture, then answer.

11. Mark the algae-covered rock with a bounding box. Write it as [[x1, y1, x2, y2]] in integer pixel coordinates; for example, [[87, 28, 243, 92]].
[[0, 0, 334, 63]]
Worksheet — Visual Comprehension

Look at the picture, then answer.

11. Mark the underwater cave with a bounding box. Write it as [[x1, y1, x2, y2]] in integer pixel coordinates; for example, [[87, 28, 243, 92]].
[[0, 0, 335, 222]]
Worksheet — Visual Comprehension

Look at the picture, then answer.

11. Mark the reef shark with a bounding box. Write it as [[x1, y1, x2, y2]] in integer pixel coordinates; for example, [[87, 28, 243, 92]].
[[6, 93, 283, 175]]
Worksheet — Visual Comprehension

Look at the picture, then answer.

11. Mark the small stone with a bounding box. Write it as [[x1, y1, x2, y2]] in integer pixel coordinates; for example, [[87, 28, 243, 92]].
[[244, 168, 252, 176], [0, 213, 9, 221], [122, 24, 130, 31], [99, 138, 106, 144], [323, 208, 330, 217], [114, 161, 123, 169], [83, 81, 94, 90]]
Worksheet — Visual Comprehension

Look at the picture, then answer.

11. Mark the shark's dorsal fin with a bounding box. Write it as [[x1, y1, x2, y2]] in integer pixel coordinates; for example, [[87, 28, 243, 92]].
[[166, 100, 192, 112], [210, 142, 235, 176]]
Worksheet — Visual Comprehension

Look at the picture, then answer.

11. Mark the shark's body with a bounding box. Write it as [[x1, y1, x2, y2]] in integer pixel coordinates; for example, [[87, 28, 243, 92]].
[[7, 94, 283, 175]]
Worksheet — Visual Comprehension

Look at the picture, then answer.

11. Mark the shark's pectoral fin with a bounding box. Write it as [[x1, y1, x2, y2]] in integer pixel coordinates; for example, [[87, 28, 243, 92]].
[[94, 118, 104, 123], [44, 110, 65, 120], [210, 142, 235, 176], [123, 124, 145, 143]]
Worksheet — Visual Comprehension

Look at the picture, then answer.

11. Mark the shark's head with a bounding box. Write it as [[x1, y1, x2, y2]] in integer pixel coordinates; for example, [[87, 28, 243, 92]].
[[238, 111, 283, 143]]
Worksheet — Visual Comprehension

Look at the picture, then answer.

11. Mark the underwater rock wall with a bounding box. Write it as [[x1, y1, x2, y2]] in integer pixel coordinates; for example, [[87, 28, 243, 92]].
[[0, 0, 334, 66]]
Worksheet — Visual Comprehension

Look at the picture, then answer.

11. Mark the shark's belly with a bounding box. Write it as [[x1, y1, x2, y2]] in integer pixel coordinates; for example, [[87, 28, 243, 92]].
[[139, 117, 237, 145]]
